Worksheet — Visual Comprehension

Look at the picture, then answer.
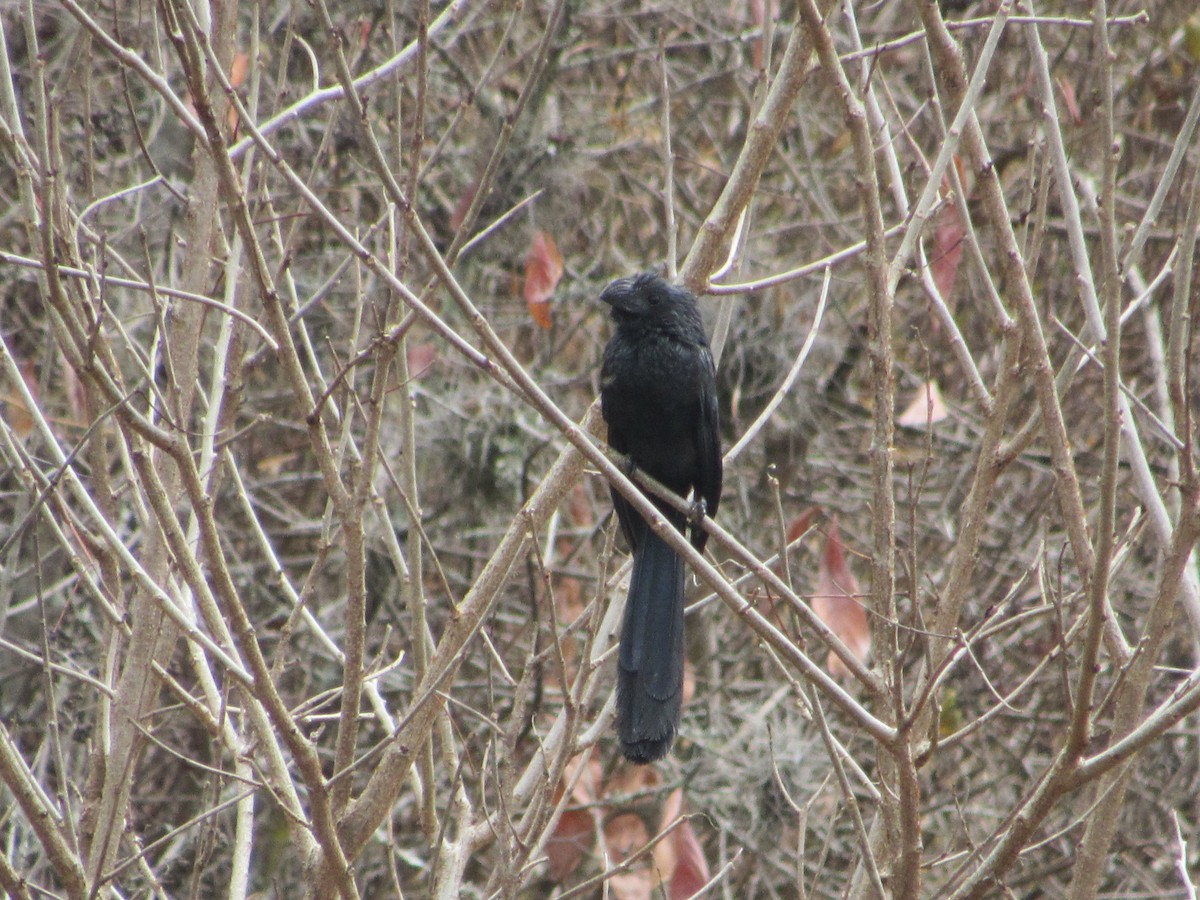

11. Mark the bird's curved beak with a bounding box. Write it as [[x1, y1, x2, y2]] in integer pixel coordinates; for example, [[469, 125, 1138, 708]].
[[599, 277, 637, 313]]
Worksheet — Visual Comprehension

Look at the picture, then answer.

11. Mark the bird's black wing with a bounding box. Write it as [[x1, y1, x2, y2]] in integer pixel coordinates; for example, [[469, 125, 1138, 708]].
[[691, 344, 722, 553]]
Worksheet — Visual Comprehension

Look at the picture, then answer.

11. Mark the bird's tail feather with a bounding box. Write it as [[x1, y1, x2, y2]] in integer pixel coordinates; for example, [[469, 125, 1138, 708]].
[[617, 524, 685, 763]]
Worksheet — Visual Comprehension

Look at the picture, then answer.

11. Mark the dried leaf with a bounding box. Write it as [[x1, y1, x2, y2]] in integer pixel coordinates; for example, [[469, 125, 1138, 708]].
[[523, 230, 563, 329], [897, 380, 949, 429], [229, 52, 250, 89], [785, 507, 820, 546], [257, 451, 300, 477], [930, 201, 965, 303], [225, 51, 251, 133], [1055, 75, 1083, 126], [547, 806, 592, 881], [566, 481, 594, 529], [2, 358, 37, 440], [748, 0, 779, 69], [813, 518, 869, 679], [450, 180, 479, 234], [605, 812, 651, 862], [669, 817, 709, 899], [609, 868, 654, 900], [546, 755, 602, 881], [64, 358, 87, 425], [405, 342, 437, 379]]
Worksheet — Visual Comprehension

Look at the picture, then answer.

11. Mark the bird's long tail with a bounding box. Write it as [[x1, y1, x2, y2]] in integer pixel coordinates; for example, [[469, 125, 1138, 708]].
[[617, 521, 685, 763]]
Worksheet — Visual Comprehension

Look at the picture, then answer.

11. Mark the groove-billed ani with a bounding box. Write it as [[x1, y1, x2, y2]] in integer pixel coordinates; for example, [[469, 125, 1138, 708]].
[[599, 273, 722, 763]]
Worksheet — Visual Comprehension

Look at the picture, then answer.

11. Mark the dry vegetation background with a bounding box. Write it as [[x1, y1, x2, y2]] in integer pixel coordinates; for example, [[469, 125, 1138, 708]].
[[2, 0, 1200, 897]]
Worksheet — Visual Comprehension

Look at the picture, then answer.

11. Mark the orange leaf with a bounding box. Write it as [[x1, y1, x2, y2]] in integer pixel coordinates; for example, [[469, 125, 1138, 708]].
[[897, 380, 949, 429], [523, 230, 563, 329], [813, 518, 869, 679], [229, 52, 250, 89]]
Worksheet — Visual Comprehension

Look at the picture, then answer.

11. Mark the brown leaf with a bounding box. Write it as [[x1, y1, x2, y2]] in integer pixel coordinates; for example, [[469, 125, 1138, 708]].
[[257, 451, 300, 477], [565, 481, 594, 529], [813, 518, 869, 679], [930, 200, 965, 303], [546, 755, 602, 882], [523, 230, 563, 329], [897, 380, 949, 429], [405, 342, 437, 379], [2, 358, 38, 440], [1055, 75, 1083, 126], [547, 806, 593, 881], [609, 868, 654, 900], [785, 507, 820, 546], [64, 358, 87, 426], [605, 812, 651, 863], [450, 180, 479, 234]]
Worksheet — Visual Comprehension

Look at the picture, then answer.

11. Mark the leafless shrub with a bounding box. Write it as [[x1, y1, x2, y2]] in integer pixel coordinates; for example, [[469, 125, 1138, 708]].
[[1, 0, 1198, 897]]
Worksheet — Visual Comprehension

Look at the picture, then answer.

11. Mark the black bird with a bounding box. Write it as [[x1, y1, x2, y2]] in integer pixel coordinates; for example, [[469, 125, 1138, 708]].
[[599, 273, 722, 763]]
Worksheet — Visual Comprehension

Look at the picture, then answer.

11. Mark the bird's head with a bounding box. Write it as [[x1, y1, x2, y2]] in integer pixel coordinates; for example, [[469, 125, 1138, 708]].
[[599, 273, 701, 330]]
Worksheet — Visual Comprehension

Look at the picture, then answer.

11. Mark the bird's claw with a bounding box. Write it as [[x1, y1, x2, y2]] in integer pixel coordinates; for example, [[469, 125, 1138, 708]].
[[688, 498, 708, 525]]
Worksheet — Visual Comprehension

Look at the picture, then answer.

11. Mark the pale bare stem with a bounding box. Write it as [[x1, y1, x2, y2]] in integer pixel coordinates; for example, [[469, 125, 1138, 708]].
[[884, 1, 1013, 298], [1169, 172, 1200, 483], [725, 266, 830, 464], [228, 0, 476, 162], [658, 33, 677, 278], [709, 224, 902, 294], [1065, 0, 1122, 761], [916, 0, 1100, 604], [794, 3, 914, 891], [1058, 5, 1123, 889], [1120, 78, 1200, 276], [804, 682, 886, 899], [0, 724, 87, 897], [679, 1, 831, 290], [1027, 6, 1200, 637], [0, 253, 276, 347], [390, 242, 440, 837], [926, 324, 1022, 653]]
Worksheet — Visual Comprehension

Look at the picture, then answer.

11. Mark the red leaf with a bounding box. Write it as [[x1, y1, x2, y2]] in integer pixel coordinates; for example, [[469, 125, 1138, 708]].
[[669, 817, 709, 899], [523, 230, 563, 329], [813, 518, 869, 679]]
